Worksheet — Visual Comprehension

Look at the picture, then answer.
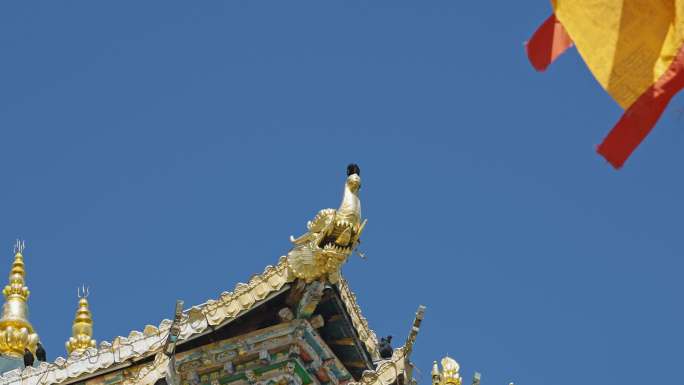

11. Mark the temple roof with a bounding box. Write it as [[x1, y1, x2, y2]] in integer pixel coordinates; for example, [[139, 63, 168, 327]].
[[0, 165, 424, 385], [0, 257, 383, 385]]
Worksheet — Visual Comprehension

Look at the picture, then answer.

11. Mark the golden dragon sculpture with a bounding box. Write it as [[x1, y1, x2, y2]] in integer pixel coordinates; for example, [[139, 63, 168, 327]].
[[287, 164, 367, 283]]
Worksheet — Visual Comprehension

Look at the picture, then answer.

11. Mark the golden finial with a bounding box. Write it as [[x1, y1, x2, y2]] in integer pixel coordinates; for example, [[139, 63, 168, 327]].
[[66, 285, 96, 354], [432, 356, 463, 385], [0, 240, 39, 357]]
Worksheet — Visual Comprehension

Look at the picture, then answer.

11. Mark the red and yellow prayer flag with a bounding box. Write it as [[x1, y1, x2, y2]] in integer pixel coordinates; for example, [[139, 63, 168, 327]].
[[527, 1, 684, 168]]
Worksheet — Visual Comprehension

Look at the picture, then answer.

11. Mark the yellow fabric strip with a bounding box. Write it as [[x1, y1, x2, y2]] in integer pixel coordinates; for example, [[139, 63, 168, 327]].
[[552, 0, 684, 109]]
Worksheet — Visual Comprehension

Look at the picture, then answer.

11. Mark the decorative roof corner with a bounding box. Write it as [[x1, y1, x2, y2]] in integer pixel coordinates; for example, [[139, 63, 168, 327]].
[[349, 305, 426, 385], [350, 348, 409, 385]]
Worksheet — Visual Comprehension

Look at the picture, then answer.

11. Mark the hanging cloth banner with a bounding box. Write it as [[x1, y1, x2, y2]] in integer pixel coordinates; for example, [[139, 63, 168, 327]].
[[526, 1, 684, 168], [526, 14, 573, 72]]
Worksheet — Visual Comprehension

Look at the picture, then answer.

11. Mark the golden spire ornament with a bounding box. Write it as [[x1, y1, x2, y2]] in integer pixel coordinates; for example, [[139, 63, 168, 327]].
[[432, 357, 463, 385], [0, 240, 39, 357], [66, 286, 96, 354]]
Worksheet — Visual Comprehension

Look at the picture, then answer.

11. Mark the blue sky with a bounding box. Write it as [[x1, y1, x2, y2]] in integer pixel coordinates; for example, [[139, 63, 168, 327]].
[[0, 2, 682, 385]]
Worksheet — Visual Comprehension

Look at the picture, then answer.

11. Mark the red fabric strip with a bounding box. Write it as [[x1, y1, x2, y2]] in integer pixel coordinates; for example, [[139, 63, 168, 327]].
[[597, 44, 684, 169], [525, 14, 573, 72]]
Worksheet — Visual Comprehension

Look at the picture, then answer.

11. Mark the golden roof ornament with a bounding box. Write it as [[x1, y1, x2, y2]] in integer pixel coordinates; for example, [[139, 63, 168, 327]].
[[0, 240, 39, 357], [66, 286, 96, 355], [432, 357, 463, 385], [287, 164, 367, 283]]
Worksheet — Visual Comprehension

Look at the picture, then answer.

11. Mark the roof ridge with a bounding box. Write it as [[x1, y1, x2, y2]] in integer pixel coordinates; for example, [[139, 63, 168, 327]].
[[337, 276, 380, 358]]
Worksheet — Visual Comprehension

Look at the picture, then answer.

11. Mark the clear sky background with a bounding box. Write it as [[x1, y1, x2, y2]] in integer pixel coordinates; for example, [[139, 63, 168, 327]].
[[0, 2, 682, 385]]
